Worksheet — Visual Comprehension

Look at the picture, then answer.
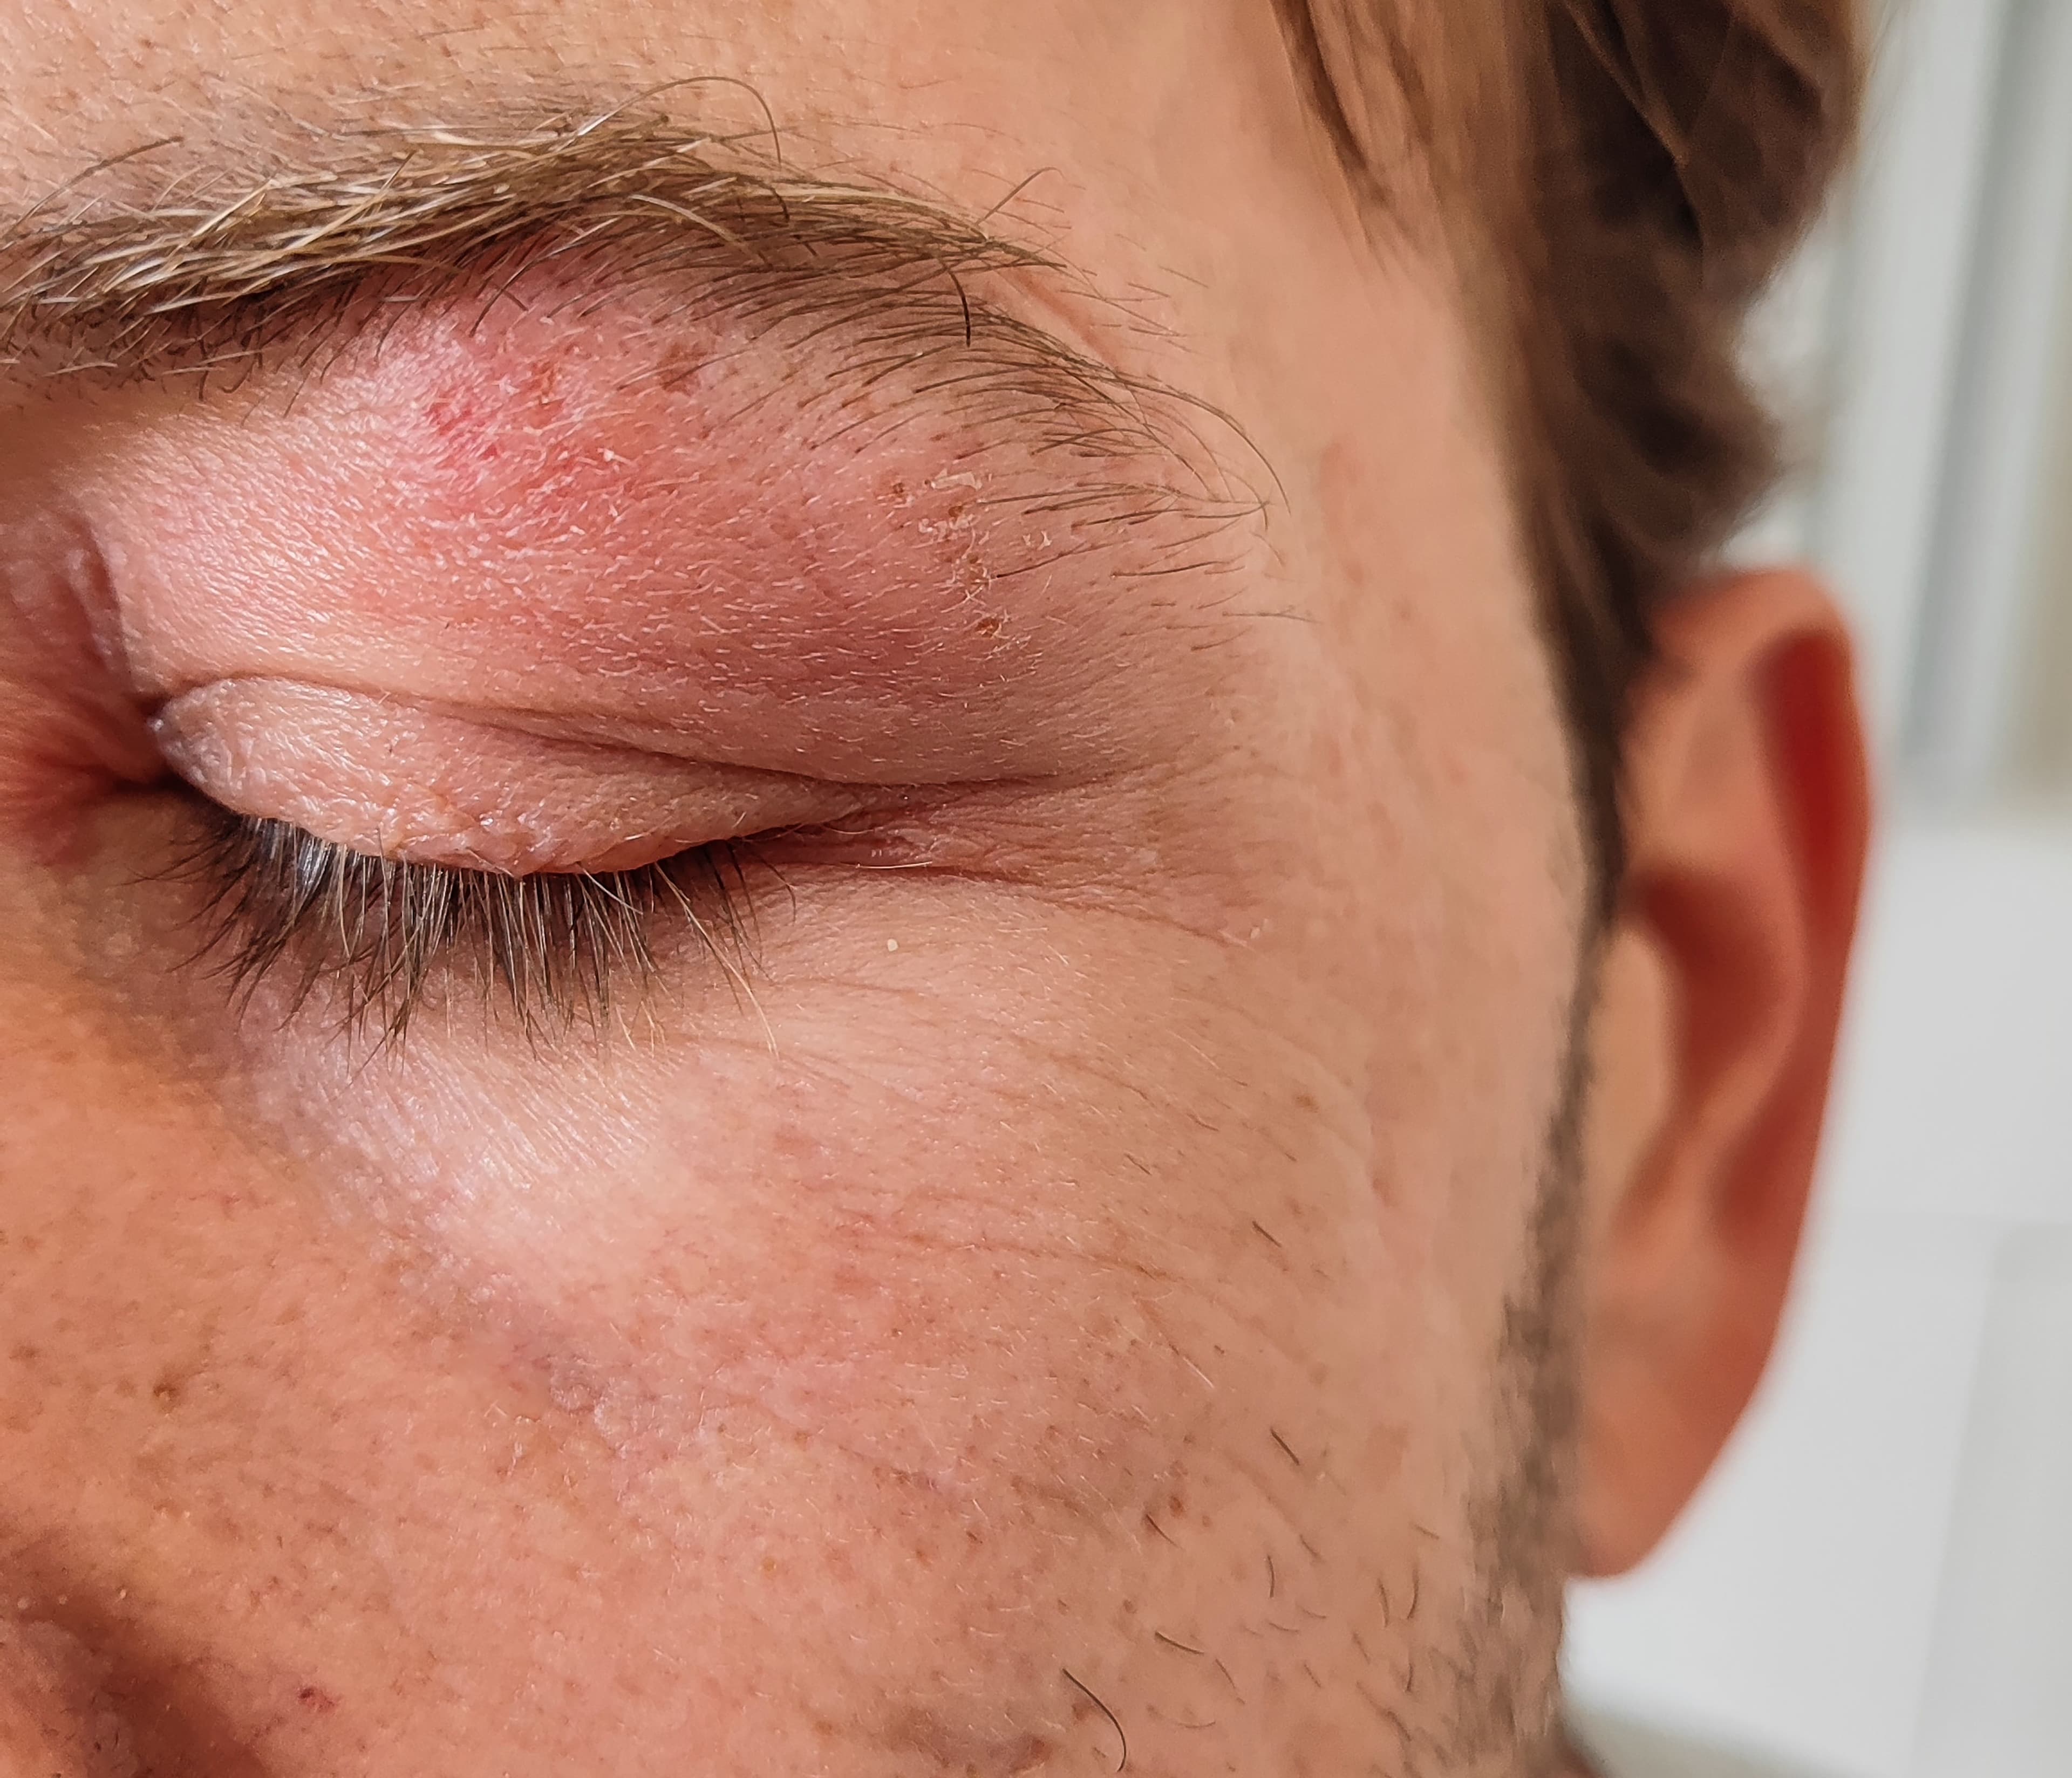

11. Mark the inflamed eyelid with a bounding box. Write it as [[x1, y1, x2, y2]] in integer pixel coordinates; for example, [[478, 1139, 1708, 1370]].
[[151, 678, 878, 875], [52, 236, 1260, 789]]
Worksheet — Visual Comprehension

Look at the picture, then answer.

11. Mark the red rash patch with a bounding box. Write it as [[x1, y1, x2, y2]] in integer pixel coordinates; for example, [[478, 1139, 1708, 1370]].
[[71, 267, 1265, 782]]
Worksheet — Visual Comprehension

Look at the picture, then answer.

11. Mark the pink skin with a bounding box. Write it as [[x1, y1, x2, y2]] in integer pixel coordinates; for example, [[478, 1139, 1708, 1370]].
[[0, 3, 1625, 1774], [75, 273, 1253, 877], [0, 1618, 138, 1777], [149, 679, 886, 874], [81, 275, 1243, 784]]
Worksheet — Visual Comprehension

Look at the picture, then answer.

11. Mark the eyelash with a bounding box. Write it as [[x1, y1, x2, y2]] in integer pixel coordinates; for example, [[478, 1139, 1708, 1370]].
[[165, 794, 773, 1046]]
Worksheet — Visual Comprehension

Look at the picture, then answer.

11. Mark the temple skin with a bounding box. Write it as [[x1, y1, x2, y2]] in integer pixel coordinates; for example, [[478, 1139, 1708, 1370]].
[[0, 2, 1869, 1774]]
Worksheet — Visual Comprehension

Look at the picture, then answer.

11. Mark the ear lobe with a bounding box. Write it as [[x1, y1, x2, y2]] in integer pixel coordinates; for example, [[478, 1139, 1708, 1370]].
[[1572, 569, 1870, 1577]]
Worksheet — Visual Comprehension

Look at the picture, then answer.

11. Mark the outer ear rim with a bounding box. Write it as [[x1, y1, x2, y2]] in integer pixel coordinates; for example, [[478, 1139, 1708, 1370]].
[[1572, 567, 1871, 1578]]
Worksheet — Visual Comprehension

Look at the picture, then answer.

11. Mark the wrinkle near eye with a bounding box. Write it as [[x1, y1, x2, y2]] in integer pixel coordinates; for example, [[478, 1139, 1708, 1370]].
[[150, 678, 882, 874]]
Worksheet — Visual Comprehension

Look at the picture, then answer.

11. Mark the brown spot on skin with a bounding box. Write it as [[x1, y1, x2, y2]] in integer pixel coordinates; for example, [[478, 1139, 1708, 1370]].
[[878, 1707, 1054, 1776], [296, 1685, 336, 1714]]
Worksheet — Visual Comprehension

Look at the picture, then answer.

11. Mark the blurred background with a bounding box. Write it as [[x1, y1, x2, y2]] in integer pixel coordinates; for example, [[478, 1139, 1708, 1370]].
[[1562, 1, 2072, 1774]]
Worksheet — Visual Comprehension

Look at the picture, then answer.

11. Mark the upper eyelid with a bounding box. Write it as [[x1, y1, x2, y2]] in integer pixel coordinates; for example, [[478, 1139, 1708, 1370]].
[[148, 678, 896, 877], [0, 111, 1277, 821]]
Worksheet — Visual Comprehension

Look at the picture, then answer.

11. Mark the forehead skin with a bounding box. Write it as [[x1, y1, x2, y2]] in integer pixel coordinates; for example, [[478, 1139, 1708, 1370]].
[[0, 2, 1589, 1774]]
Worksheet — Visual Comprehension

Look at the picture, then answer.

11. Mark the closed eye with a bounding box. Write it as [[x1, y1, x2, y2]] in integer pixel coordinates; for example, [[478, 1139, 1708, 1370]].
[[163, 791, 782, 1049]]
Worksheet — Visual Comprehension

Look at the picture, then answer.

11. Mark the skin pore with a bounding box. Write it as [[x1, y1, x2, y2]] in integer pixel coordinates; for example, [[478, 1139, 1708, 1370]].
[[0, 3, 1869, 1775]]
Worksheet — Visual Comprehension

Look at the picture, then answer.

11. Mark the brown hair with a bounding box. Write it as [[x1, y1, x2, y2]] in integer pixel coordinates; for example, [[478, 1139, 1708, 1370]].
[[1276, 1, 1865, 909]]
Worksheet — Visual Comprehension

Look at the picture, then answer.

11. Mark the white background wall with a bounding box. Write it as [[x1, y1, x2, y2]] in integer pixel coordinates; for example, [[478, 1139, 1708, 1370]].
[[1562, 4, 2072, 1773], [1567, 822, 2072, 1778]]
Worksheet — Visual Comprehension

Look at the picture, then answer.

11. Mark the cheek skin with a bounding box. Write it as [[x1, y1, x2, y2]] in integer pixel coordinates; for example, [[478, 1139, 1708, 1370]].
[[1, 849, 1460, 1775], [0, 9, 1594, 1775], [0, 1618, 136, 1777], [0, 346, 1586, 1778]]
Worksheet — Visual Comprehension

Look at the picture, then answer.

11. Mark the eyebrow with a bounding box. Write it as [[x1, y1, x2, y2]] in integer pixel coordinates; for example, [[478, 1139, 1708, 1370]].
[[0, 102, 1260, 543]]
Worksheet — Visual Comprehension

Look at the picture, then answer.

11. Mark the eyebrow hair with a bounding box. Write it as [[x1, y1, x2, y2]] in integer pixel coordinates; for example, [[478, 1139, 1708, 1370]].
[[0, 101, 1262, 544]]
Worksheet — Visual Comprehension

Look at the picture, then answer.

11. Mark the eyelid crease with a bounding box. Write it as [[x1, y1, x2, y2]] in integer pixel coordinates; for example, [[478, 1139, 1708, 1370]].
[[150, 677, 891, 875]]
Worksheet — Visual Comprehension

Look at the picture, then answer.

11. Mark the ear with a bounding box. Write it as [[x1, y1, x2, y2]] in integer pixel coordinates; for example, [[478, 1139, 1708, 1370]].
[[1572, 568, 1870, 1577]]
